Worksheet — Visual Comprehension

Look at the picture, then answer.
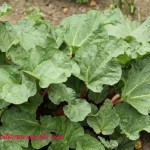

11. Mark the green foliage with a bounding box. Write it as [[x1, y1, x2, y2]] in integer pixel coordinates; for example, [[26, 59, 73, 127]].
[[113, 0, 136, 15], [0, 3, 150, 149], [0, 3, 13, 17], [76, 0, 89, 4]]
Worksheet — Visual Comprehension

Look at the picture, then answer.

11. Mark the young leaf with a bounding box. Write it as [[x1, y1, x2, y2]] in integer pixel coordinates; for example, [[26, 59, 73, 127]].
[[98, 136, 118, 149], [63, 99, 91, 122], [48, 83, 76, 105], [87, 99, 119, 135]]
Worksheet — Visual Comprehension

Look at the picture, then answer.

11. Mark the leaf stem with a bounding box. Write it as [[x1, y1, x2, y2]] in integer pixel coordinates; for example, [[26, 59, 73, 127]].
[[42, 86, 50, 97], [80, 85, 88, 99], [111, 94, 121, 105]]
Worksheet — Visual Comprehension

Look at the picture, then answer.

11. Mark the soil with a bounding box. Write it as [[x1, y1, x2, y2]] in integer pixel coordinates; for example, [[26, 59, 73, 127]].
[[0, 0, 150, 25], [0, 0, 150, 150]]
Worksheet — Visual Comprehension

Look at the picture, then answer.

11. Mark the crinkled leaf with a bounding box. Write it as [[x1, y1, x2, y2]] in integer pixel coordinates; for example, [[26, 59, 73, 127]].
[[105, 15, 150, 43], [14, 19, 49, 50], [0, 22, 16, 52], [63, 99, 91, 122], [105, 17, 140, 39], [122, 58, 150, 115], [0, 140, 28, 150], [33, 52, 80, 88], [0, 66, 36, 104], [74, 40, 127, 92], [51, 117, 84, 149], [118, 40, 150, 64], [115, 103, 150, 140], [98, 136, 118, 149], [0, 108, 53, 149], [8, 45, 80, 88], [8, 44, 57, 71], [131, 17, 150, 43], [87, 99, 119, 135], [48, 83, 76, 105], [19, 93, 42, 114], [126, 41, 150, 59], [60, 9, 123, 49], [76, 134, 105, 150]]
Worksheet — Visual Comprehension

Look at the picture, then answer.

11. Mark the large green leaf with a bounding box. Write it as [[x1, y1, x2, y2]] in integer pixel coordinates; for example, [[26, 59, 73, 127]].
[[131, 17, 150, 43], [63, 99, 91, 122], [33, 52, 79, 88], [14, 19, 49, 51], [87, 99, 119, 135], [60, 9, 123, 49], [88, 86, 108, 104], [9, 44, 80, 88], [105, 15, 150, 43], [0, 66, 36, 104], [19, 93, 42, 114], [0, 140, 28, 150], [74, 39, 127, 92], [105, 17, 140, 39], [6, 19, 80, 88], [76, 134, 105, 150], [0, 108, 54, 149], [115, 103, 150, 140], [50, 117, 84, 149], [48, 83, 76, 105], [122, 58, 150, 115], [0, 22, 16, 52]]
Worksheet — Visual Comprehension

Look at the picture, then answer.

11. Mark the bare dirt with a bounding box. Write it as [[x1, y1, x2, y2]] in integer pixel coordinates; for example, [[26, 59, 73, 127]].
[[0, 0, 150, 25]]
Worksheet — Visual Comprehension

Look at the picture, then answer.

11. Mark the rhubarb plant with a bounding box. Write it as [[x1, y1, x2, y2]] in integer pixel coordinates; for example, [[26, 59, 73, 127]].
[[0, 3, 150, 150]]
